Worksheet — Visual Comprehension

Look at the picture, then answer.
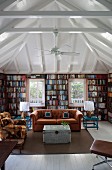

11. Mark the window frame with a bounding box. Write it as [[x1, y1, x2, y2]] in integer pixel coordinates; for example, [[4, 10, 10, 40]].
[[68, 78, 87, 107], [28, 78, 45, 107]]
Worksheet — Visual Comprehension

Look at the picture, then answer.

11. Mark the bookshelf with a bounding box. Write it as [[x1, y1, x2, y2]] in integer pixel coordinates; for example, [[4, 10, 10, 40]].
[[0, 74, 6, 112], [6, 75, 26, 116], [0, 73, 108, 121], [108, 73, 112, 123], [46, 74, 68, 109], [87, 74, 108, 120]]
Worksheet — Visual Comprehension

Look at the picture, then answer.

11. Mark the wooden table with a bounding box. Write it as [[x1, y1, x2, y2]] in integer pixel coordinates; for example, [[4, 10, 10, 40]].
[[0, 141, 17, 170]]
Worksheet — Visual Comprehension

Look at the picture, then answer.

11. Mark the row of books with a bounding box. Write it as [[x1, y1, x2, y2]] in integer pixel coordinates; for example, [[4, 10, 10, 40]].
[[0, 99, 5, 105], [46, 80, 57, 84], [7, 75, 26, 81], [88, 79, 106, 85], [7, 81, 26, 87], [87, 74, 107, 79], [0, 80, 5, 86], [7, 93, 26, 98], [0, 87, 5, 92], [0, 106, 5, 112], [46, 85, 57, 90], [7, 87, 26, 93], [0, 93, 5, 98], [108, 87, 112, 92]]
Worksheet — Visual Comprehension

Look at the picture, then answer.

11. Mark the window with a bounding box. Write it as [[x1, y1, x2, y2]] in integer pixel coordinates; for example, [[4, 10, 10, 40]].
[[69, 79, 87, 107], [29, 79, 45, 107]]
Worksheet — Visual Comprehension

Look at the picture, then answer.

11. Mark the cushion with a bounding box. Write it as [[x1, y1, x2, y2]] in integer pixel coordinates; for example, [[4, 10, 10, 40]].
[[63, 112, 69, 119], [44, 112, 52, 118], [1, 118, 14, 127]]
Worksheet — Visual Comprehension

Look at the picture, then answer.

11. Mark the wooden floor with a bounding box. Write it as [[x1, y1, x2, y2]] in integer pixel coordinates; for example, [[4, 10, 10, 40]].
[[5, 121, 112, 170]]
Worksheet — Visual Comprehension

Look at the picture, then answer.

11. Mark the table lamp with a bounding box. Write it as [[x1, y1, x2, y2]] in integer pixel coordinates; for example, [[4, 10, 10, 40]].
[[84, 101, 94, 117], [20, 102, 30, 119]]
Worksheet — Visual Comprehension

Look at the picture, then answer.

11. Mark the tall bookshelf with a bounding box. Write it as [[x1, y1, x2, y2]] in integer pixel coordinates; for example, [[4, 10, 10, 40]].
[[6, 75, 27, 116], [46, 74, 68, 109], [108, 73, 112, 123], [0, 74, 6, 112], [87, 74, 108, 120]]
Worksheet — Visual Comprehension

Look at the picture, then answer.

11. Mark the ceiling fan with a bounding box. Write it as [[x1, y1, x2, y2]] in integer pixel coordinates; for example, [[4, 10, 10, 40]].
[[37, 29, 80, 58], [47, 29, 80, 57]]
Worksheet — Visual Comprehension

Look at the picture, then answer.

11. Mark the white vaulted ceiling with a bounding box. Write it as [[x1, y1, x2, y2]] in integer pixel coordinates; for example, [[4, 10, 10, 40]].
[[0, 0, 112, 74]]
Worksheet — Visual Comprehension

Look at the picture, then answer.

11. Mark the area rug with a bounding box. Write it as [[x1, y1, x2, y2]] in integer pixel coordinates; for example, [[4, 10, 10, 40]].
[[15, 129, 93, 155]]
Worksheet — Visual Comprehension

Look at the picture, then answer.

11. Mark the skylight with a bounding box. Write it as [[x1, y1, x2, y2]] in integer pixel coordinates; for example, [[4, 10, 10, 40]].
[[101, 32, 112, 41], [0, 33, 9, 42]]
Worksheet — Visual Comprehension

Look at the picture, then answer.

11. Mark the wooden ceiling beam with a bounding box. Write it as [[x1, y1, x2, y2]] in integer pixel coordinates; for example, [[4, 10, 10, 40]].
[[0, 10, 112, 18], [4, 27, 106, 33]]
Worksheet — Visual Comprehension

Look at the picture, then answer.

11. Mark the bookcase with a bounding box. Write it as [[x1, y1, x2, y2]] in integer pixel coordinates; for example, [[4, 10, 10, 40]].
[[0, 74, 6, 112], [6, 75, 27, 116], [46, 74, 68, 109], [0, 73, 108, 121], [108, 73, 112, 123], [87, 74, 108, 120]]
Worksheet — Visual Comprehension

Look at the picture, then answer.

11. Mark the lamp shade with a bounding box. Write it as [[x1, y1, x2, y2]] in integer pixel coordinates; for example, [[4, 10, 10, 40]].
[[84, 101, 94, 111], [20, 102, 30, 112]]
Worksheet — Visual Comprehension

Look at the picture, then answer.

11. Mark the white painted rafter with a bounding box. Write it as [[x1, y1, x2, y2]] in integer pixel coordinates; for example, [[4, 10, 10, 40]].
[[0, 0, 54, 36], [91, 42, 112, 62], [56, 0, 78, 11], [57, 0, 112, 35], [0, 34, 26, 55], [3, 27, 106, 33], [0, 10, 112, 18], [56, 1, 111, 72], [81, 33, 110, 70], [0, 41, 22, 60], [25, 44, 32, 73], [0, 48, 17, 68], [96, 0, 112, 10], [14, 58, 19, 73], [40, 34, 45, 72], [0, 0, 18, 11], [68, 34, 78, 72], [4, 34, 30, 71]]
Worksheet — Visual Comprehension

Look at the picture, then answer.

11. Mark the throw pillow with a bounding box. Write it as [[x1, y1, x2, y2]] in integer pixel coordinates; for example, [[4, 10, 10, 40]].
[[63, 112, 69, 119], [1, 118, 14, 127], [45, 112, 52, 118]]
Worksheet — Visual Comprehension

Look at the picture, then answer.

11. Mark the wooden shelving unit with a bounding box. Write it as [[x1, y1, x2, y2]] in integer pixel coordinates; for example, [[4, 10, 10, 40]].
[[108, 73, 112, 123], [6, 75, 27, 116], [0, 73, 109, 121], [0, 74, 6, 112], [87, 74, 108, 120], [46, 74, 68, 109]]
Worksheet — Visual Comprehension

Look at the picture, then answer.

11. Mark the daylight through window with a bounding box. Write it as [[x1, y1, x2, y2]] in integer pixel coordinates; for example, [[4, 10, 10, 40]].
[[69, 79, 87, 107], [29, 79, 45, 107]]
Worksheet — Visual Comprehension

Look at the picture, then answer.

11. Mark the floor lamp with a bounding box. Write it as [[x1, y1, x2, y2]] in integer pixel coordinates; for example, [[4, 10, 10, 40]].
[[20, 102, 30, 119]]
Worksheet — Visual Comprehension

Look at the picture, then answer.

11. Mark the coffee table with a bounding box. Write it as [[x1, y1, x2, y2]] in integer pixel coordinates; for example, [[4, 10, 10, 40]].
[[43, 125, 71, 144], [0, 141, 17, 170]]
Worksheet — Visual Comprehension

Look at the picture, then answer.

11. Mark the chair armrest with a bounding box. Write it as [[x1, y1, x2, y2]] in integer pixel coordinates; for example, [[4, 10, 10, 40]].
[[75, 110, 83, 121], [30, 110, 39, 122], [13, 119, 26, 126]]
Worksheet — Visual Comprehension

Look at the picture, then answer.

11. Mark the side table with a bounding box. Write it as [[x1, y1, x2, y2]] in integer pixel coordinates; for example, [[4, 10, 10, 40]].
[[83, 115, 99, 130]]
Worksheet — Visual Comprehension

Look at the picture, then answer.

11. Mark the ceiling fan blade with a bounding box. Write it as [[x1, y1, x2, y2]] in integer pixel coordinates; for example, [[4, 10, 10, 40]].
[[60, 52, 80, 56], [34, 48, 50, 52]]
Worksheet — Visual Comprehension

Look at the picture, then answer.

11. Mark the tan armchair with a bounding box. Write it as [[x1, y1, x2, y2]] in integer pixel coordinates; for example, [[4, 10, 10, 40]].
[[0, 112, 27, 140]]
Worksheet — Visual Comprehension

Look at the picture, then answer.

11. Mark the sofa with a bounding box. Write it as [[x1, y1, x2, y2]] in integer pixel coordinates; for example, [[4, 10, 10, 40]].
[[30, 109, 83, 132]]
